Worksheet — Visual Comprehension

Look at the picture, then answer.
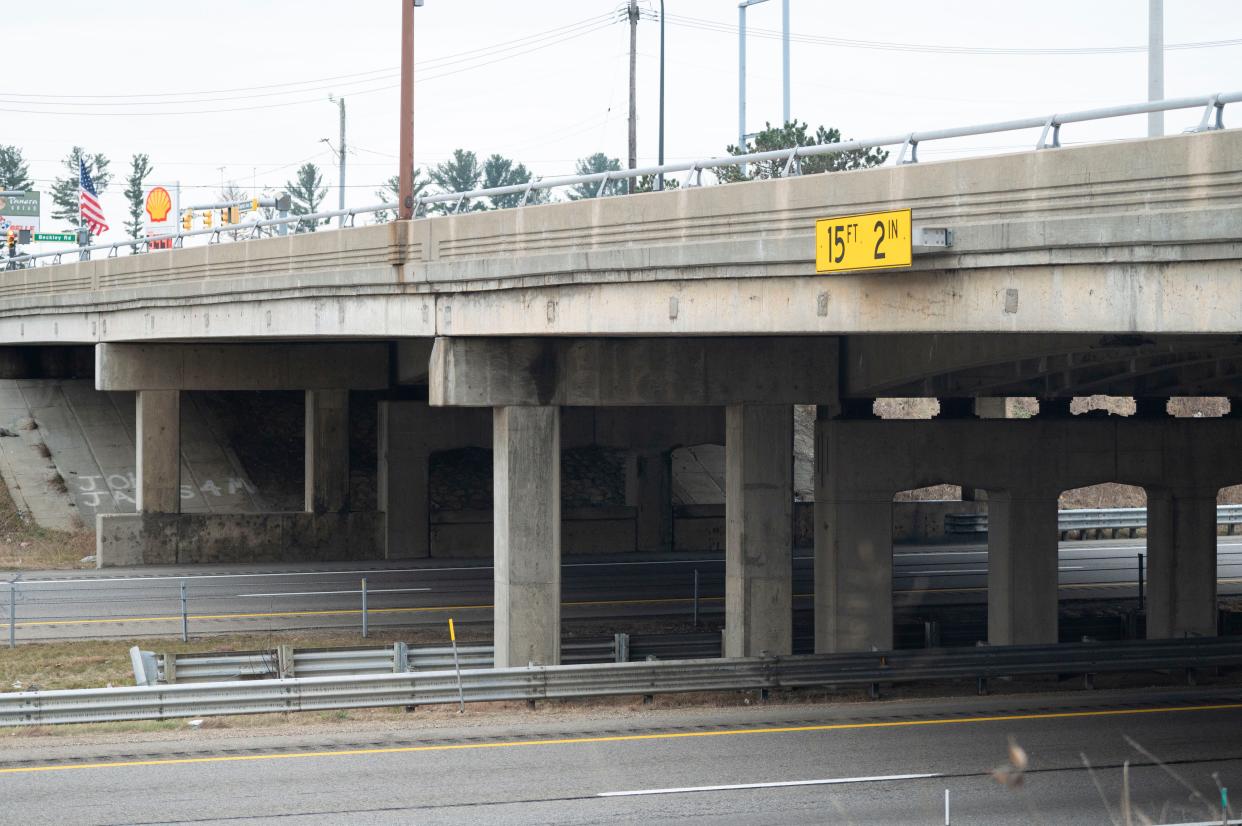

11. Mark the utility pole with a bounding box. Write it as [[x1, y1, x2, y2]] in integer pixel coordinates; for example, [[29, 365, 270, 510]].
[[627, 0, 639, 194], [399, 1, 422, 220], [782, 0, 790, 125], [1148, 0, 1164, 137], [331, 95, 346, 227]]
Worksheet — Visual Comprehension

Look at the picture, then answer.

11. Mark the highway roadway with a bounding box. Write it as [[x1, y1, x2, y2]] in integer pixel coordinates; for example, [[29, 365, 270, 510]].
[[1, 686, 1240, 824], [6, 537, 1242, 642]]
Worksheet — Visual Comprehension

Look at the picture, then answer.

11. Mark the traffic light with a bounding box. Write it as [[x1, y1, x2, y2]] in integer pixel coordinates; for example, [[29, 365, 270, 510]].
[[250, 198, 260, 212], [223, 207, 239, 224], [182, 211, 194, 231], [203, 210, 213, 229]]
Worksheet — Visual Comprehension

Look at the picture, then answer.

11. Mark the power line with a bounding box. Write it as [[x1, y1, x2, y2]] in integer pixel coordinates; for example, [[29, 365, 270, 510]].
[[0, 19, 615, 116], [3, 13, 613, 103], [663, 13, 1242, 55]]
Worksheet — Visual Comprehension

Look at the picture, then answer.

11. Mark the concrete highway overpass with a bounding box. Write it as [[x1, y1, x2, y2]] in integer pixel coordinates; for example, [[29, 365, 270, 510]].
[[4, 128, 1242, 667]]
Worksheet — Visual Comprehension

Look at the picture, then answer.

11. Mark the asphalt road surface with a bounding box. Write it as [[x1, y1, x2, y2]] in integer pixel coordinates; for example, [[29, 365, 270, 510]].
[[2, 686, 1241, 824], [6, 537, 1242, 641]]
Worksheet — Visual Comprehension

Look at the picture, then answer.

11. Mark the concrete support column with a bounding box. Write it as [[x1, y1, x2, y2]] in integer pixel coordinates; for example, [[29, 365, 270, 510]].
[[305, 390, 350, 514], [814, 415, 893, 653], [724, 405, 793, 657], [629, 449, 672, 553], [494, 406, 561, 667], [1146, 489, 1217, 638], [378, 401, 430, 559], [987, 489, 1059, 645], [136, 390, 181, 513]]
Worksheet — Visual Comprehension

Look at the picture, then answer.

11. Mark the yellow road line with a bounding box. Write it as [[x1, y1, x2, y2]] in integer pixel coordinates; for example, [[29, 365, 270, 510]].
[[2, 701, 1241, 776], [18, 578, 1242, 628]]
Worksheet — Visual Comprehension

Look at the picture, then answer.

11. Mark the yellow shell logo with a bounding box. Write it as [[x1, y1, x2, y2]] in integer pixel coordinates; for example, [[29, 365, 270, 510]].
[[145, 187, 172, 222]]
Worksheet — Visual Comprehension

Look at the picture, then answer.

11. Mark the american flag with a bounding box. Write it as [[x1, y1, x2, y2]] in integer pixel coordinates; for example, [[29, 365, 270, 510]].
[[78, 157, 109, 236]]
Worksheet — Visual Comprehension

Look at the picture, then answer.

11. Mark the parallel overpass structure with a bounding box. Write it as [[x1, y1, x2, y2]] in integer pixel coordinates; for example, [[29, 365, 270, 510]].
[[5, 95, 1242, 667]]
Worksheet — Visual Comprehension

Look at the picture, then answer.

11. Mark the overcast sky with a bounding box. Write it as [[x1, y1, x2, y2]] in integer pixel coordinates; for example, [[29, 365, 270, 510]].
[[4, 0, 1240, 240]]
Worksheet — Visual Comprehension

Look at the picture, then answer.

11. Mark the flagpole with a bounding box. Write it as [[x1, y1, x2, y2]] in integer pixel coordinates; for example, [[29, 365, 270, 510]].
[[77, 157, 86, 259]]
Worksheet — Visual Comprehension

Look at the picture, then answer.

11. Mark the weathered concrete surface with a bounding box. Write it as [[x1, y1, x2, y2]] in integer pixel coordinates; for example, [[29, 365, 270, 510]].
[[493, 406, 561, 668], [629, 449, 673, 553], [96, 343, 389, 391], [1147, 491, 1219, 638], [816, 416, 1242, 650], [724, 405, 793, 658], [430, 337, 839, 407], [304, 390, 349, 514], [987, 491, 1059, 645], [843, 333, 1242, 399], [1, 131, 1239, 343], [136, 390, 180, 513], [96, 511, 383, 566]]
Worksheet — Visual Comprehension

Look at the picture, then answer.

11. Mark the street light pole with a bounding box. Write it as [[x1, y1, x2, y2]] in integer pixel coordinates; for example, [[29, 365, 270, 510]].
[[657, 0, 665, 191], [1148, 0, 1164, 137], [781, 0, 790, 125], [738, 0, 770, 173], [399, 0, 422, 220]]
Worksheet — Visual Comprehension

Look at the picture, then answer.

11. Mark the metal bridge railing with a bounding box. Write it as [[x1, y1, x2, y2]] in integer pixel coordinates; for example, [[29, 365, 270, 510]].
[[7, 90, 1239, 269]]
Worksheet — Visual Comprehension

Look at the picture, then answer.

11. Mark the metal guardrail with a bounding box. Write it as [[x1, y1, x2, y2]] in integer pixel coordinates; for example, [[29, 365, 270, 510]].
[[946, 505, 1242, 535], [151, 634, 642, 684], [7, 90, 1239, 269], [10, 636, 1242, 728]]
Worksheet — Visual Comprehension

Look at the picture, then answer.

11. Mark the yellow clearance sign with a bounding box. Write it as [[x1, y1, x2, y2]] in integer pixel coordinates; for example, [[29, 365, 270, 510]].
[[815, 208, 912, 273]]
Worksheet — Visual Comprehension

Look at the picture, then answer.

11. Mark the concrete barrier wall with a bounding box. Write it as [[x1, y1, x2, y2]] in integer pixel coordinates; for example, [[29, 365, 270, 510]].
[[97, 512, 383, 566]]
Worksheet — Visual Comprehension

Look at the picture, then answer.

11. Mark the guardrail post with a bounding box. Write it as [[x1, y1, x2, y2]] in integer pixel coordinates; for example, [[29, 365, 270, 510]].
[[277, 645, 295, 679], [361, 577, 368, 639], [1137, 552, 1145, 612], [7, 579, 14, 649], [393, 641, 409, 673], [614, 632, 629, 663], [180, 579, 188, 642], [162, 653, 176, 684]]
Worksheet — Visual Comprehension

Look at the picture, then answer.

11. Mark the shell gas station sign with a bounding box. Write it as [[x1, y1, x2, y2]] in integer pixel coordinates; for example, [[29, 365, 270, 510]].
[[142, 183, 179, 249]]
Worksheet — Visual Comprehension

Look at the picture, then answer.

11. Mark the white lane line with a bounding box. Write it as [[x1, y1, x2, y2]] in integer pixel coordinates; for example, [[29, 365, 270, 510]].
[[598, 772, 941, 797], [233, 588, 432, 598]]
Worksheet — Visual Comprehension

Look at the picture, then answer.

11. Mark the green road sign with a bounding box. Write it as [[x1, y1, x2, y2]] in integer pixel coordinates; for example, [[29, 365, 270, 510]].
[[33, 232, 76, 243]]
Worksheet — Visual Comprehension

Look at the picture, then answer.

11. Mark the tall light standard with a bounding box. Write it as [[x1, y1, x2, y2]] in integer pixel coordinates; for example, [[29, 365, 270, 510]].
[[1148, 0, 1164, 137], [399, 0, 424, 220], [657, 0, 665, 191], [738, 0, 769, 158], [781, 0, 790, 124], [738, 0, 791, 155]]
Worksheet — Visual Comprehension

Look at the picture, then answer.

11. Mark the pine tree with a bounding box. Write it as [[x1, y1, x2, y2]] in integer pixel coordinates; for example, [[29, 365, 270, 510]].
[[568, 153, 623, 200], [718, 121, 888, 183], [374, 169, 428, 223], [51, 147, 111, 237], [0, 146, 32, 192], [482, 154, 545, 209], [428, 149, 484, 213], [123, 154, 153, 253], [284, 163, 327, 232]]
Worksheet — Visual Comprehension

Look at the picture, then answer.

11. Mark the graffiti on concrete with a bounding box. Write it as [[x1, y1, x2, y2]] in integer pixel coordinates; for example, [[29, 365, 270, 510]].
[[75, 474, 257, 508]]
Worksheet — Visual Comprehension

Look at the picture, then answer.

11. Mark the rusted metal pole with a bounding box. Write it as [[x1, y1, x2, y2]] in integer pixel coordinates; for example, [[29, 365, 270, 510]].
[[398, 0, 417, 219]]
